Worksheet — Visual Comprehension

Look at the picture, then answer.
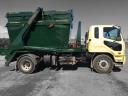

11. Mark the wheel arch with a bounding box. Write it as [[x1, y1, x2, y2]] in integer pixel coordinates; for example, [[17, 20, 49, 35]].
[[90, 52, 115, 68]]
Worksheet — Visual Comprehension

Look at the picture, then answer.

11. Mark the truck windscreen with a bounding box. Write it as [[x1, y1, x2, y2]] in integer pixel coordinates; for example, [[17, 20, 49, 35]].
[[103, 27, 121, 41]]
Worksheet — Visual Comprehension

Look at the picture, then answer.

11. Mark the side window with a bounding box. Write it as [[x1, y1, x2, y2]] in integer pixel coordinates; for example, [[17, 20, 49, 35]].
[[103, 27, 121, 41], [94, 27, 99, 38]]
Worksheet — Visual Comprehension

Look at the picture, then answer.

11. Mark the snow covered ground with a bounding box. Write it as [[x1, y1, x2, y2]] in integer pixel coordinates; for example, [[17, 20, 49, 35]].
[[0, 52, 127, 96], [0, 56, 5, 68]]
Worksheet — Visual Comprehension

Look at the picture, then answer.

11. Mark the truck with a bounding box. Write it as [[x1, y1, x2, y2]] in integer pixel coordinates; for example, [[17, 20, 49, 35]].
[[0, 8, 125, 74]]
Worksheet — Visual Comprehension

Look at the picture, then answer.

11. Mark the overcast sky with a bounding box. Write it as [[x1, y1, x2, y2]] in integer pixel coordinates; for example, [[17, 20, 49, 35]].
[[0, 0, 128, 39]]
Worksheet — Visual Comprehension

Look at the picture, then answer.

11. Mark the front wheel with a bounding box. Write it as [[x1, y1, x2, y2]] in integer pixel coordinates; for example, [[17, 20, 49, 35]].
[[93, 55, 114, 73]]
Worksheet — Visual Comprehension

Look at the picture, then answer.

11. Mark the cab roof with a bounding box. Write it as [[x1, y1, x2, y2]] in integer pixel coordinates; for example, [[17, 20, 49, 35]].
[[90, 25, 119, 28]]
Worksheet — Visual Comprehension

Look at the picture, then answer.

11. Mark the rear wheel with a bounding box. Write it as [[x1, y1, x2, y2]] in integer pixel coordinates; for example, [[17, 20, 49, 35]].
[[93, 55, 114, 73], [17, 54, 37, 74]]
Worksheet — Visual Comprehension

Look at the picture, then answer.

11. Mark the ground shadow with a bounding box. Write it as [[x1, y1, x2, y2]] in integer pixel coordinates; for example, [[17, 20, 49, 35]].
[[9, 60, 121, 73], [113, 66, 121, 72], [60, 61, 90, 70], [34, 61, 51, 73], [35, 60, 91, 72]]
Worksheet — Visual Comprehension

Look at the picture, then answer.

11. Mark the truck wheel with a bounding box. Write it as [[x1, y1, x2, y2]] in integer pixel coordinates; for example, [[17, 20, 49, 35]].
[[93, 55, 113, 73], [17, 54, 37, 74]]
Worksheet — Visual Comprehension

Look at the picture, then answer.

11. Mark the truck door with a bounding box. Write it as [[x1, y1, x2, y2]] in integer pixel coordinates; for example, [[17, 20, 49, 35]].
[[103, 27, 122, 51], [87, 26, 101, 52]]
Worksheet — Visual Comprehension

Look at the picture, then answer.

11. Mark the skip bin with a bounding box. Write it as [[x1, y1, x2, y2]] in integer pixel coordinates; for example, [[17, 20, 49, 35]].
[[6, 10, 73, 49]]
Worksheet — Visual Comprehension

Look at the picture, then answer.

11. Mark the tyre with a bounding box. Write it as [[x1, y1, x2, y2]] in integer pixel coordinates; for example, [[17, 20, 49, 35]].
[[93, 55, 113, 73], [17, 54, 37, 74]]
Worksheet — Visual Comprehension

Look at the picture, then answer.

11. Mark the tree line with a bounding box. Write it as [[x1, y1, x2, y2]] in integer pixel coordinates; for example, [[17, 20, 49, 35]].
[[0, 38, 9, 48]]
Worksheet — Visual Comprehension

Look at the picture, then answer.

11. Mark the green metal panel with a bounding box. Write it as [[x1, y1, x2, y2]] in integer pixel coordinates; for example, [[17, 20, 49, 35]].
[[76, 21, 81, 45], [6, 9, 73, 50], [0, 48, 9, 55], [26, 24, 70, 48]]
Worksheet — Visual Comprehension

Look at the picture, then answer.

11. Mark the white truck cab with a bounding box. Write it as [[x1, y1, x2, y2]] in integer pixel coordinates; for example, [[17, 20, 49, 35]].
[[85, 25, 125, 73]]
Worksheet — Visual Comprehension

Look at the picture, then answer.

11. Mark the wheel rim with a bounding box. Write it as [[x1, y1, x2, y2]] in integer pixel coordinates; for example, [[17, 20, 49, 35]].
[[98, 60, 109, 70], [20, 59, 32, 72]]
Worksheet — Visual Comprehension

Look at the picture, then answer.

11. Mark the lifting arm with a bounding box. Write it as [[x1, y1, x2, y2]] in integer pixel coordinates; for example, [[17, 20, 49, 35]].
[[5, 8, 43, 66], [11, 7, 42, 50]]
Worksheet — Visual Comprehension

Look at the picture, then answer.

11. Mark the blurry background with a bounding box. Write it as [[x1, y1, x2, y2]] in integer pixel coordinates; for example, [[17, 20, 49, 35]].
[[0, 0, 128, 40]]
